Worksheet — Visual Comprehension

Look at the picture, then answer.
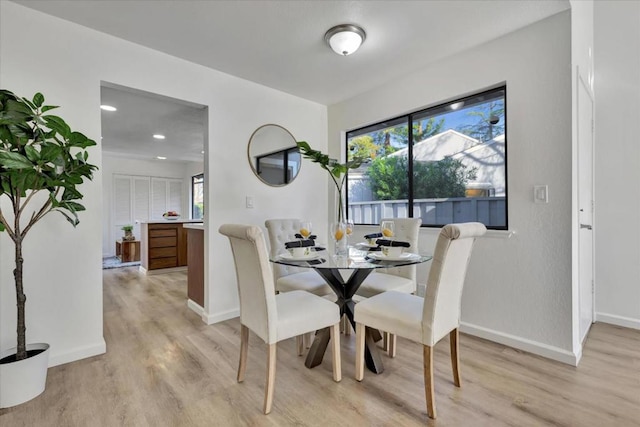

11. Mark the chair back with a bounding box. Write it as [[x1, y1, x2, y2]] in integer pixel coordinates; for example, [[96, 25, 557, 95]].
[[265, 218, 306, 279], [380, 217, 422, 280], [422, 222, 486, 346], [219, 224, 277, 344]]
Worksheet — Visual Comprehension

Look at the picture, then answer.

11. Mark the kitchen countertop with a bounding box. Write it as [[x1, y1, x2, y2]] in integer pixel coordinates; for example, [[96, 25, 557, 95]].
[[183, 223, 204, 230], [140, 219, 203, 224]]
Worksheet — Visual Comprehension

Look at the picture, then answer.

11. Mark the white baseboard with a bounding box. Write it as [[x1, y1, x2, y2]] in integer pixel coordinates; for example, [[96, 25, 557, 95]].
[[460, 322, 578, 366], [202, 308, 239, 325], [187, 299, 204, 317], [139, 266, 188, 275], [595, 312, 640, 330], [48, 340, 106, 367]]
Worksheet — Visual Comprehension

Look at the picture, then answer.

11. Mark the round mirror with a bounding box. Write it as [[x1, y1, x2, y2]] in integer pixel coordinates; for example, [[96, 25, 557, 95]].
[[247, 124, 301, 186]]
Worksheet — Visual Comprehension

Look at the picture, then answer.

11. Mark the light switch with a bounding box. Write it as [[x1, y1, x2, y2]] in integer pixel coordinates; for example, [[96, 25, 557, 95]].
[[534, 185, 548, 203], [246, 195, 254, 209]]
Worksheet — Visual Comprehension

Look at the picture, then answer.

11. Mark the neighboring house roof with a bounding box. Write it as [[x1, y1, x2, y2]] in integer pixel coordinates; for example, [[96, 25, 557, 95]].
[[388, 129, 481, 161]]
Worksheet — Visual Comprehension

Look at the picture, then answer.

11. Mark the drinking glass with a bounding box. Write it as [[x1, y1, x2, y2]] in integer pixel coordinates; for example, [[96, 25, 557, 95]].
[[299, 221, 312, 239], [380, 220, 395, 240], [332, 222, 348, 256], [345, 220, 354, 240]]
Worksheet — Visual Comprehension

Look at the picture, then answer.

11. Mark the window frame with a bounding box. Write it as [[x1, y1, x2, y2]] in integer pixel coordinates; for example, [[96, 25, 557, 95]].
[[191, 173, 204, 220], [345, 85, 508, 230]]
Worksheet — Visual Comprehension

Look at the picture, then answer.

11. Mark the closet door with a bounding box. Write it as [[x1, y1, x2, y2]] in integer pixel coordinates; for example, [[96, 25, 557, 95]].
[[132, 177, 150, 239], [151, 178, 168, 219], [151, 177, 183, 219], [113, 175, 133, 246]]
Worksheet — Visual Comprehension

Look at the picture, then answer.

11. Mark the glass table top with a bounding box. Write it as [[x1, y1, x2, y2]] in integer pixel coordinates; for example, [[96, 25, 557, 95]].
[[271, 245, 431, 270]]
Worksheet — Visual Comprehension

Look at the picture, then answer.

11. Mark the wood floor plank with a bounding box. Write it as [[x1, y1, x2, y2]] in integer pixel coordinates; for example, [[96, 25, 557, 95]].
[[1, 267, 638, 426]]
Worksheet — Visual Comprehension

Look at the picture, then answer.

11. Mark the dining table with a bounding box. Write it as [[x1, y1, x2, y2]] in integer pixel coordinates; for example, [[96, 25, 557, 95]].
[[271, 244, 431, 374]]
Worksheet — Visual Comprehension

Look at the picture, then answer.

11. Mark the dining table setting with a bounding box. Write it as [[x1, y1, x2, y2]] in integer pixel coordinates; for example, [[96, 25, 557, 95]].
[[271, 223, 432, 374]]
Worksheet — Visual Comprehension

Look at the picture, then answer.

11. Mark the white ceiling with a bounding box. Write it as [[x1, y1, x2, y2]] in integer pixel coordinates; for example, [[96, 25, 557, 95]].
[[100, 84, 207, 163], [14, 0, 570, 162]]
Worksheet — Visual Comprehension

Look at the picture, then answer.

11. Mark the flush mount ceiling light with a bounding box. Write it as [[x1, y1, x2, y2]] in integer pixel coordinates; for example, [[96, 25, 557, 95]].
[[324, 24, 366, 56], [153, 134, 165, 140], [100, 105, 117, 112]]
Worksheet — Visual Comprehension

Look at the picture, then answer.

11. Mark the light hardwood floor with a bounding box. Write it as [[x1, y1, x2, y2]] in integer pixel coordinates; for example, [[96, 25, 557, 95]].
[[1, 267, 639, 426]]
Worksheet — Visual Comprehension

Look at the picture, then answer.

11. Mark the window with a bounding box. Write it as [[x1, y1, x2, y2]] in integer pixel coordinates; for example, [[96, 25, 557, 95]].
[[346, 86, 507, 230], [192, 173, 204, 220]]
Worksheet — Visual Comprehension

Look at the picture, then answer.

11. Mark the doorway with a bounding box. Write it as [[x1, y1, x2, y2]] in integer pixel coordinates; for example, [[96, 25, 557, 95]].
[[99, 82, 207, 265]]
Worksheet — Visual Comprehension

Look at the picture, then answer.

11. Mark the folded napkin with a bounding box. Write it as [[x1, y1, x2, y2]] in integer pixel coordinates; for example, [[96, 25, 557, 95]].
[[375, 239, 411, 248], [364, 232, 383, 240], [284, 239, 315, 249], [294, 233, 317, 240]]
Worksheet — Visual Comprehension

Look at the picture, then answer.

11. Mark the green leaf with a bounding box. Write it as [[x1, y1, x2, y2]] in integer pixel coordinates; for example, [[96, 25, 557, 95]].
[[40, 105, 58, 113], [0, 152, 33, 169], [43, 115, 71, 138], [24, 145, 40, 162], [32, 93, 45, 108], [0, 222, 4, 232]]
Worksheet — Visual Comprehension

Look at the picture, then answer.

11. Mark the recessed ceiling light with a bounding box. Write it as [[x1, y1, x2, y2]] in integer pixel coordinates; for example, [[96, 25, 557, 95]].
[[100, 105, 117, 112], [156, 156, 167, 160], [153, 134, 165, 140], [201, 150, 205, 154], [450, 101, 465, 110]]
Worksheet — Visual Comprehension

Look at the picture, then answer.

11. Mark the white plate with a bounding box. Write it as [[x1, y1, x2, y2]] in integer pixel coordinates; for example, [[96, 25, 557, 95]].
[[367, 252, 420, 261], [279, 252, 321, 261], [355, 242, 378, 249]]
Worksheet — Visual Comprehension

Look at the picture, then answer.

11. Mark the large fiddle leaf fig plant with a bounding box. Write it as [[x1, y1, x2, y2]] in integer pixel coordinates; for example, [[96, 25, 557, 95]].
[[0, 90, 97, 361]]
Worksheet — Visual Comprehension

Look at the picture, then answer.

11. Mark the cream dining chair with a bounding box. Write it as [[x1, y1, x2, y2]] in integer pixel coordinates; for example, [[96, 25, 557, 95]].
[[356, 217, 422, 298], [354, 222, 486, 419], [219, 224, 341, 415], [265, 218, 333, 297], [355, 217, 422, 346]]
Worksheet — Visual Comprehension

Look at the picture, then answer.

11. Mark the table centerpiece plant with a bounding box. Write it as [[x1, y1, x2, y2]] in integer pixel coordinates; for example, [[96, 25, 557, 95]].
[[0, 89, 97, 407], [296, 141, 365, 255]]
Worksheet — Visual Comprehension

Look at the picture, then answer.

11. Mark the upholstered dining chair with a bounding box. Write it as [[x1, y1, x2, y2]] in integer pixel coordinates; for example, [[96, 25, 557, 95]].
[[265, 218, 333, 297], [356, 217, 422, 298], [354, 222, 486, 419], [219, 224, 341, 415], [355, 217, 422, 345]]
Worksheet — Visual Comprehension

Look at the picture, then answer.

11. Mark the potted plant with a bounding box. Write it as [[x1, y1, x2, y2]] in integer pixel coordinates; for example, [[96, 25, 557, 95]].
[[0, 90, 97, 408], [121, 224, 135, 241]]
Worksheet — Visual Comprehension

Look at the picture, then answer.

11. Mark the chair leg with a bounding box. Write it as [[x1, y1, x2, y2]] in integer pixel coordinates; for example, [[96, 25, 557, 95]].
[[388, 333, 397, 358], [343, 315, 351, 336], [383, 332, 388, 351], [450, 328, 461, 387], [296, 335, 304, 356], [355, 322, 366, 381], [238, 324, 249, 382], [423, 344, 436, 419], [303, 332, 312, 348], [263, 343, 277, 415], [330, 323, 342, 382]]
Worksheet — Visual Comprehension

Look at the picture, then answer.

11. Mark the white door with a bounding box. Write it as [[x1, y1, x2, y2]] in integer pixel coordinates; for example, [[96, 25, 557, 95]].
[[578, 72, 595, 343]]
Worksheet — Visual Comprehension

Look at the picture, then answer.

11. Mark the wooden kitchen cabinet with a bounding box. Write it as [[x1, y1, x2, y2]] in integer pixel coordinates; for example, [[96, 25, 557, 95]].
[[140, 222, 188, 272]]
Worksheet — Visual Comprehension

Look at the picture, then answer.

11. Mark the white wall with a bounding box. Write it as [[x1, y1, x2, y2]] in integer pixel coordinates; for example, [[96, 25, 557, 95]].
[[330, 12, 576, 363], [594, 1, 640, 329], [101, 153, 191, 257], [0, 2, 328, 365]]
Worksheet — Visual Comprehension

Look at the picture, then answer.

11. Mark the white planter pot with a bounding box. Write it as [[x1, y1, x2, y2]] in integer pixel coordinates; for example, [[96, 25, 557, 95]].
[[0, 343, 50, 408]]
